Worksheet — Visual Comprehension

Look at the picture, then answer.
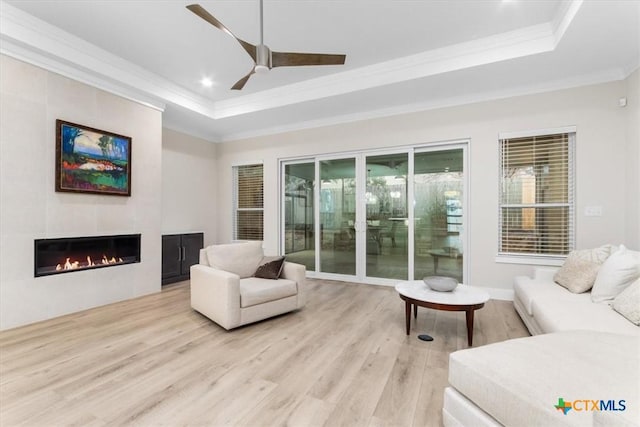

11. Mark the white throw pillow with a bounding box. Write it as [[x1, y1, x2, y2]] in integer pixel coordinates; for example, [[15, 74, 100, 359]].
[[612, 279, 640, 325], [206, 241, 264, 278], [553, 245, 614, 293], [591, 245, 640, 303]]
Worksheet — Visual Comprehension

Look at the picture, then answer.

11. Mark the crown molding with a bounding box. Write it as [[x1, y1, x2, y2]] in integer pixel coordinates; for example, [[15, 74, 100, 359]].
[[213, 22, 556, 119], [0, 1, 213, 117], [0, 39, 166, 112], [622, 59, 640, 78], [0, 0, 584, 123], [551, 0, 583, 45], [220, 67, 626, 142], [162, 120, 222, 144], [213, 0, 584, 119]]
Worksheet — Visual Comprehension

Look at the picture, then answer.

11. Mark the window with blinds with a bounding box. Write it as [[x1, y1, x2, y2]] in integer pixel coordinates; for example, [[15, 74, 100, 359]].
[[499, 132, 574, 258], [233, 164, 264, 241]]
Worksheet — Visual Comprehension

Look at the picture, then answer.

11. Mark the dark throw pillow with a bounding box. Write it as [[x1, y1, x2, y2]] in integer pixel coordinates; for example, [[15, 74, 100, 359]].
[[253, 256, 285, 280]]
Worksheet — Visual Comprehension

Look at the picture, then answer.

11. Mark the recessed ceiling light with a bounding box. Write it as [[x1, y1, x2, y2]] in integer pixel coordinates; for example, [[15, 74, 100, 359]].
[[200, 77, 213, 88]]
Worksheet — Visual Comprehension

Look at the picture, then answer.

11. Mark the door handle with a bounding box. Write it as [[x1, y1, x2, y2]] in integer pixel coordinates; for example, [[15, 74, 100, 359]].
[[177, 246, 182, 262], [181, 246, 186, 261]]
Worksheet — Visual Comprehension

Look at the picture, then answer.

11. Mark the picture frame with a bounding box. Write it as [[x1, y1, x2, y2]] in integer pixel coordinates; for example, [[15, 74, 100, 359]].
[[55, 120, 131, 196]]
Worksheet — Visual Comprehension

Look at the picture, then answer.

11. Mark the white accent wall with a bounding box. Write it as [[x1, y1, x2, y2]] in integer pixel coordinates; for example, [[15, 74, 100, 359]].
[[216, 76, 639, 291], [625, 69, 640, 250], [0, 55, 163, 330], [162, 128, 217, 246]]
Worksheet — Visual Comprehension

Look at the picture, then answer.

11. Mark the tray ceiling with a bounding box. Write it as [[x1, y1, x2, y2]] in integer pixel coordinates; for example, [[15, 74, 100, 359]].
[[1, 0, 638, 142]]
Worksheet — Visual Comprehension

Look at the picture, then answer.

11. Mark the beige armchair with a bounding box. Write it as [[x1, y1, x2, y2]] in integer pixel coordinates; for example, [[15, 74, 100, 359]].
[[190, 241, 306, 330]]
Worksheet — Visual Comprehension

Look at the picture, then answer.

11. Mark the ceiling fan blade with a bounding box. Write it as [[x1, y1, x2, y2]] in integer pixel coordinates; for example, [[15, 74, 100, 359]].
[[271, 52, 346, 68], [186, 4, 257, 61], [231, 68, 256, 90]]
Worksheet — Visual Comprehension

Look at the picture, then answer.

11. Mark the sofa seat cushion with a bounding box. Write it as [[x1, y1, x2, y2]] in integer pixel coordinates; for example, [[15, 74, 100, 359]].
[[531, 297, 640, 336], [448, 331, 639, 427], [239, 277, 297, 308], [513, 276, 590, 316]]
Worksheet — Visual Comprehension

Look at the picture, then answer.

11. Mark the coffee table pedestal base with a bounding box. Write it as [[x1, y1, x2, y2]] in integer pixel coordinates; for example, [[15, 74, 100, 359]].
[[402, 299, 485, 347]]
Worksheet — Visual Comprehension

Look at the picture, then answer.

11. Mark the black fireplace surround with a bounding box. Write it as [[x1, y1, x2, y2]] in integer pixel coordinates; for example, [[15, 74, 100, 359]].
[[34, 234, 141, 277]]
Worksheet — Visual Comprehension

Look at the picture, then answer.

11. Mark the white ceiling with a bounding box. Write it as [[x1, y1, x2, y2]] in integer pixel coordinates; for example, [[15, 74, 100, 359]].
[[1, 0, 638, 142]]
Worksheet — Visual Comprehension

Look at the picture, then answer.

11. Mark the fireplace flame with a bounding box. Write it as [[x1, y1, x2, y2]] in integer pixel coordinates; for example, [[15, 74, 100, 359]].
[[56, 254, 124, 270], [100, 255, 119, 264]]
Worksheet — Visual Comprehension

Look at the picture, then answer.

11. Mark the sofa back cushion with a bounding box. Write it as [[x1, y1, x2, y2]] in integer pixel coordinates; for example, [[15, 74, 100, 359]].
[[612, 278, 640, 325], [206, 241, 264, 278], [591, 245, 640, 303]]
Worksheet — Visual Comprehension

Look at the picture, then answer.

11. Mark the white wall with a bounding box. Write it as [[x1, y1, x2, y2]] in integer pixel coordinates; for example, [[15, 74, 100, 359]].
[[625, 69, 640, 250], [0, 55, 163, 330], [162, 128, 217, 246], [216, 77, 637, 291]]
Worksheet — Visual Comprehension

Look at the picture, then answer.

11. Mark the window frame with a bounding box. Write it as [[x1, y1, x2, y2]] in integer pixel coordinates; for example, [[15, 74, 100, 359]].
[[232, 162, 264, 242], [496, 127, 576, 266]]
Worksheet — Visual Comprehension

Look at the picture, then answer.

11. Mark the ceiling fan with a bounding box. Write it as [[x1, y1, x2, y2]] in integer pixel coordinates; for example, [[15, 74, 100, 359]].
[[186, 1, 346, 90]]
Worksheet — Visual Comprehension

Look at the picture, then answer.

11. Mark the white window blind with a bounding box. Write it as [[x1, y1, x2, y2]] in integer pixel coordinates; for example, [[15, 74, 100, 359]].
[[499, 132, 574, 258], [233, 164, 264, 241]]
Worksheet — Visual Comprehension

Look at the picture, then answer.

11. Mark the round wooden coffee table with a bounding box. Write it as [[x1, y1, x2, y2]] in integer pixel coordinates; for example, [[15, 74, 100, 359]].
[[395, 281, 489, 346]]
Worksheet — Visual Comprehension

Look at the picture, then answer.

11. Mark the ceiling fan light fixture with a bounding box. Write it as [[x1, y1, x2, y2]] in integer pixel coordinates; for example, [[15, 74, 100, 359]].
[[254, 64, 269, 74]]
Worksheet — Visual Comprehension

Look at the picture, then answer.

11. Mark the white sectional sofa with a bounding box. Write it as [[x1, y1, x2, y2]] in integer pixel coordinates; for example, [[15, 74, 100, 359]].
[[444, 330, 639, 427], [514, 266, 640, 337], [444, 246, 640, 427]]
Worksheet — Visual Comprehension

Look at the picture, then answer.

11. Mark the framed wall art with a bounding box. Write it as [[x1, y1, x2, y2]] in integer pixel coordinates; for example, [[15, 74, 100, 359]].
[[55, 120, 131, 196]]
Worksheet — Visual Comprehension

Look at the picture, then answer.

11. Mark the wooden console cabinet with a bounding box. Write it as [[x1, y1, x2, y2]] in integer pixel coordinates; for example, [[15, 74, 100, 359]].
[[162, 233, 203, 285]]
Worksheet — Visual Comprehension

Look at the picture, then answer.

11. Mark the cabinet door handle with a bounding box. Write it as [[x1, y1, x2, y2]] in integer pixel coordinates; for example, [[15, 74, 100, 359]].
[[177, 246, 182, 262], [182, 246, 186, 261]]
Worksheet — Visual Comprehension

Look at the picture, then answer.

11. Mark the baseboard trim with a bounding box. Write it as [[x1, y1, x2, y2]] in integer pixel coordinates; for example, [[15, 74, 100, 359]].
[[484, 287, 514, 301], [305, 273, 515, 301]]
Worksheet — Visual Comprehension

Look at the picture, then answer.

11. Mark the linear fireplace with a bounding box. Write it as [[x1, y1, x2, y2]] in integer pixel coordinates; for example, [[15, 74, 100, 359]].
[[34, 234, 141, 277]]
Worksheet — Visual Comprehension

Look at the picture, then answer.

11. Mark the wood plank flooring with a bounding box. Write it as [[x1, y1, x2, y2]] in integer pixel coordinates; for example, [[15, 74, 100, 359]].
[[0, 279, 528, 426]]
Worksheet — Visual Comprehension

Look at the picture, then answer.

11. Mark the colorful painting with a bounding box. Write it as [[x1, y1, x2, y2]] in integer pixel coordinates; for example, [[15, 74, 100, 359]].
[[55, 120, 131, 196]]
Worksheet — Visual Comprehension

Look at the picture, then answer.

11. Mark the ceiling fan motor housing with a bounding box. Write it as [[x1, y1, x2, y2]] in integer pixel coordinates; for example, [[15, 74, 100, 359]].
[[255, 44, 271, 73]]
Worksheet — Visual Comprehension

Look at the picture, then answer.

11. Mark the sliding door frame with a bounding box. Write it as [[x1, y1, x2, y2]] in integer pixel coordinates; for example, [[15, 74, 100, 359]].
[[279, 139, 469, 287]]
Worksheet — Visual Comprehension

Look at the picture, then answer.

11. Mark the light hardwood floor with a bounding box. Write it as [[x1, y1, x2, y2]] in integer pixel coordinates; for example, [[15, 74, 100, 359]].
[[0, 279, 528, 426]]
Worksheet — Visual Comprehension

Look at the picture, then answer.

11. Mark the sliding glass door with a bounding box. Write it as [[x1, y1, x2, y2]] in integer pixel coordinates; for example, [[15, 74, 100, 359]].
[[283, 161, 315, 271], [365, 152, 409, 280], [281, 143, 466, 284], [319, 157, 357, 275], [414, 148, 464, 282]]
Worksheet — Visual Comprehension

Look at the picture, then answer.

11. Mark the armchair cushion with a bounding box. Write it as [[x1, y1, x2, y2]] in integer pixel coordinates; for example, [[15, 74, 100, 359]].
[[205, 241, 263, 278], [240, 277, 297, 308]]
